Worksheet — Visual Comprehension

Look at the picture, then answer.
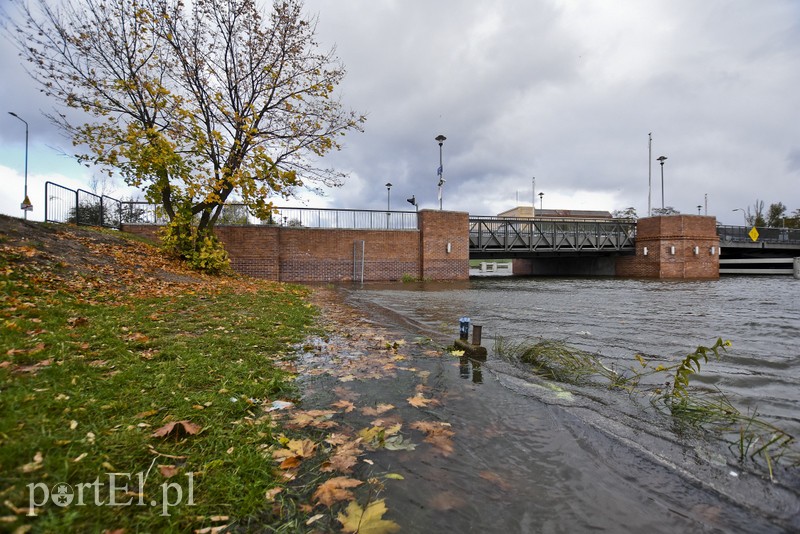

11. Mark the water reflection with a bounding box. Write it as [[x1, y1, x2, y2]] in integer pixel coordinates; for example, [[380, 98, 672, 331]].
[[458, 356, 483, 383]]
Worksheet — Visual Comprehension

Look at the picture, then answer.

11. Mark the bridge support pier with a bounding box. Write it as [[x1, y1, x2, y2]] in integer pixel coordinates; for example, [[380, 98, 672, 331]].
[[616, 215, 719, 279], [794, 257, 800, 280]]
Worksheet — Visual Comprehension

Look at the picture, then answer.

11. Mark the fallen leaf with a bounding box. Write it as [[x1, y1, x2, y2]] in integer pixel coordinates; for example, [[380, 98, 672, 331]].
[[322, 440, 362, 473], [313, 476, 363, 507], [361, 403, 394, 417], [73, 452, 88, 463], [159, 465, 179, 478], [306, 513, 324, 526], [410, 421, 454, 456], [151, 420, 202, 439], [67, 316, 88, 328], [332, 399, 356, 413], [407, 394, 439, 408], [18, 452, 44, 473], [337, 499, 400, 534], [265, 487, 283, 502], [479, 470, 513, 491]]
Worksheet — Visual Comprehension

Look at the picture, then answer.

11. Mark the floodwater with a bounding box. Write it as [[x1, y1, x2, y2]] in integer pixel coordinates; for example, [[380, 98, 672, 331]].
[[332, 276, 800, 533]]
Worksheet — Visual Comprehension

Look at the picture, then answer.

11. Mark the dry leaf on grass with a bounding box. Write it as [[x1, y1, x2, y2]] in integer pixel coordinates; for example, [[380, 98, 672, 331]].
[[159, 465, 180, 478], [151, 420, 202, 439]]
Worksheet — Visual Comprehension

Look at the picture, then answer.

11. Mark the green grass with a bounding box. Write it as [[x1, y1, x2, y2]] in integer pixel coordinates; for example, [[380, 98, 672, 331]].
[[1, 268, 316, 531]]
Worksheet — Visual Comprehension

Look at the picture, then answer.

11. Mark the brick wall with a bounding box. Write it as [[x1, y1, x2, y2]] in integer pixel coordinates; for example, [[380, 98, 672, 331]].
[[616, 215, 719, 279], [418, 210, 470, 280], [123, 211, 469, 282]]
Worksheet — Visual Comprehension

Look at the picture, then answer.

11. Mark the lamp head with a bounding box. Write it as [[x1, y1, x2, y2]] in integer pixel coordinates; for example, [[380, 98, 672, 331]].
[[435, 134, 446, 146]]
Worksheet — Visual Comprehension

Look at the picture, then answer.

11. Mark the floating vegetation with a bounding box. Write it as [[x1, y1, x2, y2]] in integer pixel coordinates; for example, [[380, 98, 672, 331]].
[[496, 336, 799, 478]]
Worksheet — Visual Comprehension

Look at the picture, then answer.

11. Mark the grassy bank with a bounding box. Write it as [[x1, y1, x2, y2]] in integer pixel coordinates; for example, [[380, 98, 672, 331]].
[[0, 218, 317, 532]]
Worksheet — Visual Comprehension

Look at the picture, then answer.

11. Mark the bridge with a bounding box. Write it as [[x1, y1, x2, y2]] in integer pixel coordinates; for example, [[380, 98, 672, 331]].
[[469, 217, 636, 258]]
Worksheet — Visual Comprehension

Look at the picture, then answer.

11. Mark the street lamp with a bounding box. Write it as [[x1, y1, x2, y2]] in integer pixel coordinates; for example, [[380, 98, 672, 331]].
[[732, 208, 747, 226], [435, 134, 446, 210], [538, 192, 544, 210], [697, 205, 702, 215], [656, 155, 667, 210], [385, 182, 392, 211], [8, 112, 31, 220]]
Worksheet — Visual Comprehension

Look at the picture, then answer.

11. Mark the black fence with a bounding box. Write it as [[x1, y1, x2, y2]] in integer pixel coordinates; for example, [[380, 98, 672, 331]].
[[44, 183, 419, 231], [45, 182, 123, 229], [717, 225, 800, 245]]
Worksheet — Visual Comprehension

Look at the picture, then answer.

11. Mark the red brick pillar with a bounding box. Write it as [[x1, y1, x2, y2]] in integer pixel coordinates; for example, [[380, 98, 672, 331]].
[[616, 215, 720, 279], [418, 210, 469, 280]]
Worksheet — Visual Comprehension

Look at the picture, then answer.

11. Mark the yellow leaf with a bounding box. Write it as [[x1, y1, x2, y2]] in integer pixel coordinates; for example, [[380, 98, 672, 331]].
[[337, 499, 400, 534]]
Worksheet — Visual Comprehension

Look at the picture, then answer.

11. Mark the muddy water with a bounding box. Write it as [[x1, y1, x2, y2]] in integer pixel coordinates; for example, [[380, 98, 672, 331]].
[[328, 276, 799, 533]]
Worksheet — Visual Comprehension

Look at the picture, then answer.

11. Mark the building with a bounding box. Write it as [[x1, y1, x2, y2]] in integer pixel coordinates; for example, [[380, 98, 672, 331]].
[[497, 206, 613, 219]]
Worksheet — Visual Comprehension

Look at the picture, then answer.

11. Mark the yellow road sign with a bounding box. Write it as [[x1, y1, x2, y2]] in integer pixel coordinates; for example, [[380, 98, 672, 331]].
[[748, 227, 759, 242]]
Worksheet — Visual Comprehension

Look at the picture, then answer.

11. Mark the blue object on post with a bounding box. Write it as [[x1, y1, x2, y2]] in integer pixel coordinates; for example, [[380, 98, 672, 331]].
[[459, 317, 470, 340]]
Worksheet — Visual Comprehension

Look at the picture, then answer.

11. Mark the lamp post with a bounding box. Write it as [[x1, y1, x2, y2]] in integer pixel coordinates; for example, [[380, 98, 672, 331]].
[[697, 205, 702, 215], [385, 182, 392, 211], [538, 192, 544, 210], [435, 134, 446, 210], [8, 112, 30, 220], [656, 155, 667, 210], [732, 208, 747, 226], [648, 132, 652, 216]]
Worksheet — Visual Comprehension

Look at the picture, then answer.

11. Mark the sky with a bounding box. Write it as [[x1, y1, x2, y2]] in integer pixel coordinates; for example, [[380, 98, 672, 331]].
[[1, 0, 799, 225]]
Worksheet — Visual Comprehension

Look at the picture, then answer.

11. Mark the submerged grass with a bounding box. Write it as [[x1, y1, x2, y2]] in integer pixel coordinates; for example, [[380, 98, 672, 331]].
[[496, 336, 799, 476], [0, 222, 322, 532]]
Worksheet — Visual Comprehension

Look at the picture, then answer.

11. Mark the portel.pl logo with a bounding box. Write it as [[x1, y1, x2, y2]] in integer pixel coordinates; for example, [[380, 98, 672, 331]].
[[27, 472, 194, 517]]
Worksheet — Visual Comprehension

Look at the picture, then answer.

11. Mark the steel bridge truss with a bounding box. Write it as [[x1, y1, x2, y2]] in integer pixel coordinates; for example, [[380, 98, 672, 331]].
[[469, 217, 637, 254]]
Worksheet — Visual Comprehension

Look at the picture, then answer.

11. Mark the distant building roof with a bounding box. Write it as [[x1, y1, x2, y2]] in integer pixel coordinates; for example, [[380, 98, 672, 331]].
[[497, 206, 613, 219]]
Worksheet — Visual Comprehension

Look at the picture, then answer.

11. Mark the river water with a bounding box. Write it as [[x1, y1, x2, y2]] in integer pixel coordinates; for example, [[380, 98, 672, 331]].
[[336, 276, 800, 533]]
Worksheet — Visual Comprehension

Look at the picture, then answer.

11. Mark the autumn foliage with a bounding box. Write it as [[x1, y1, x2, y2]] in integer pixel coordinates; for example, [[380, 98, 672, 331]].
[[9, 0, 365, 271]]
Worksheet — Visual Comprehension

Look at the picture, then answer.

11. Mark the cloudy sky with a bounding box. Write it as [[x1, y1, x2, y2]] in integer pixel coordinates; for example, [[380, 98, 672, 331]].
[[2, 0, 799, 225]]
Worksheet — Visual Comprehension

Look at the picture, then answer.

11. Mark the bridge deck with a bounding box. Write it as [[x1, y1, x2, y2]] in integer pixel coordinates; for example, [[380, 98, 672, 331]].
[[469, 217, 636, 256]]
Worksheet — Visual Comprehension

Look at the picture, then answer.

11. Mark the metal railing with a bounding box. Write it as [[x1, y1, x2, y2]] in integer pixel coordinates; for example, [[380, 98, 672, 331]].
[[45, 181, 122, 229], [117, 202, 419, 230], [469, 217, 637, 253], [717, 225, 800, 245]]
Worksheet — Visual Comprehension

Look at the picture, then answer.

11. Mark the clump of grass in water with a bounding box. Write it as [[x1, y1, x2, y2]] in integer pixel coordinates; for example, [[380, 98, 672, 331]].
[[498, 338, 625, 387], [496, 336, 799, 478], [649, 338, 798, 477]]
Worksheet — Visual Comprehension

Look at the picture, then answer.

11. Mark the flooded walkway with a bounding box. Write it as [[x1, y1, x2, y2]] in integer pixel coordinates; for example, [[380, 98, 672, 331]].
[[294, 286, 798, 533]]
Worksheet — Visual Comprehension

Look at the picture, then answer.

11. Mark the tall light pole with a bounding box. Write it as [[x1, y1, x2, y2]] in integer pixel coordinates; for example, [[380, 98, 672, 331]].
[[435, 134, 446, 210], [8, 112, 31, 220], [657, 155, 667, 210], [539, 192, 544, 210], [648, 133, 652, 217], [531, 176, 535, 217], [697, 205, 702, 215], [733, 208, 747, 226], [385, 182, 392, 211]]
